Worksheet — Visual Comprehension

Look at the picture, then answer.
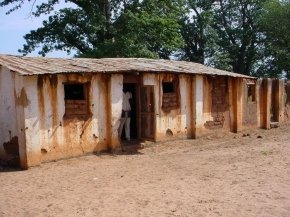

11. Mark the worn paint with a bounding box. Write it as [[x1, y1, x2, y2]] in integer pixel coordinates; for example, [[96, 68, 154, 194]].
[[3, 59, 290, 169], [14, 88, 30, 107], [104, 75, 113, 150], [20, 73, 124, 165], [0, 66, 23, 167], [155, 73, 190, 140]]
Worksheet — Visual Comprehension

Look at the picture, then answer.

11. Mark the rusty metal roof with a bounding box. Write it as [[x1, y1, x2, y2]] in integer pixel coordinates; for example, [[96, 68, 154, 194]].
[[0, 54, 253, 78]]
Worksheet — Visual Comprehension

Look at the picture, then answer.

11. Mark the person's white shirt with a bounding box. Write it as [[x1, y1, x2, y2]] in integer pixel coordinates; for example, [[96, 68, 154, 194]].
[[122, 92, 132, 111]]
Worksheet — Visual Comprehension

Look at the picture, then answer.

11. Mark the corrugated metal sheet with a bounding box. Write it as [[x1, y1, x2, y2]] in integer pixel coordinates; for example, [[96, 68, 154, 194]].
[[0, 54, 254, 78]]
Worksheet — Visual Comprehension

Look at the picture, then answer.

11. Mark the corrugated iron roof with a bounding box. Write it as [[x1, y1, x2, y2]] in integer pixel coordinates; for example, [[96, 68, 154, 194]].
[[0, 54, 254, 78]]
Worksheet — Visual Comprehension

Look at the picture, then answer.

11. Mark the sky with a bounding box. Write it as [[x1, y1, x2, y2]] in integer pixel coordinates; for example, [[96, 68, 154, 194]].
[[0, 1, 74, 58]]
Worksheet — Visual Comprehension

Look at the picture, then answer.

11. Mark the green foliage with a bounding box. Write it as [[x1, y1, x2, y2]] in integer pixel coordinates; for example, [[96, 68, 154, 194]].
[[210, 0, 267, 75], [179, 0, 269, 75], [1, 0, 290, 77], [179, 0, 215, 63], [257, 0, 290, 78], [0, 0, 184, 59]]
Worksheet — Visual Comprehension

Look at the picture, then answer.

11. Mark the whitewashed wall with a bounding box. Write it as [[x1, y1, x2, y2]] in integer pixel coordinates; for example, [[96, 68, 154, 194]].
[[22, 74, 123, 167], [0, 67, 26, 168], [143, 73, 195, 140], [0, 66, 18, 158]]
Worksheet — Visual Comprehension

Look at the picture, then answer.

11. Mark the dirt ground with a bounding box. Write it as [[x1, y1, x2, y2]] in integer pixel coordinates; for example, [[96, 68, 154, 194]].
[[1, 124, 290, 217]]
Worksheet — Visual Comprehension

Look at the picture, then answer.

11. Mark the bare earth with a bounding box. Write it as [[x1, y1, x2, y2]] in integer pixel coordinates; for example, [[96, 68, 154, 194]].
[[1, 124, 290, 217]]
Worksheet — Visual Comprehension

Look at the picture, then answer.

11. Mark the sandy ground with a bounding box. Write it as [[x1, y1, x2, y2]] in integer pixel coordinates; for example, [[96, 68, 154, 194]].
[[1, 124, 290, 217]]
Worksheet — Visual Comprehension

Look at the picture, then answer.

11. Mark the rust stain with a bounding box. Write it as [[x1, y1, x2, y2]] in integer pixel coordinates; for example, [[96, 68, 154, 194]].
[[40, 73, 97, 162], [14, 88, 30, 107], [187, 75, 195, 138], [103, 74, 112, 150], [64, 73, 93, 84], [48, 75, 58, 127], [48, 75, 59, 148], [37, 75, 45, 129]]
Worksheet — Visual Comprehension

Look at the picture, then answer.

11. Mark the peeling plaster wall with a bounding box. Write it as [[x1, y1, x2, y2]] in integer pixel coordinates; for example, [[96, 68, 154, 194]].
[[271, 79, 285, 123], [258, 78, 272, 129], [22, 74, 123, 167], [0, 66, 26, 168], [195, 75, 204, 137], [152, 73, 194, 141], [198, 76, 231, 136], [23, 76, 41, 166]]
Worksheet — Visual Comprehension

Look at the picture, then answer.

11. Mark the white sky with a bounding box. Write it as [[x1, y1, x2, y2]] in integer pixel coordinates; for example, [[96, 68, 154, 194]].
[[0, 1, 75, 57]]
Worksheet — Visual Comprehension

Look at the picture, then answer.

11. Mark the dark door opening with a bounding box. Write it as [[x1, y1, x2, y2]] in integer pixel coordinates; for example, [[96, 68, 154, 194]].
[[271, 80, 279, 122], [121, 83, 137, 140]]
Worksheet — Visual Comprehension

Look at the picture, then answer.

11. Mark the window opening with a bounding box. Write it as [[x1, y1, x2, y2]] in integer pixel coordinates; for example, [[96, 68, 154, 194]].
[[247, 84, 256, 102], [64, 83, 89, 117], [161, 78, 179, 112], [162, 82, 174, 93], [64, 84, 85, 100]]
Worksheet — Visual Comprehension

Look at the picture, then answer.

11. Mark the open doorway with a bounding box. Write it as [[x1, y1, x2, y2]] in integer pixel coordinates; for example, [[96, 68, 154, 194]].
[[271, 79, 279, 122], [121, 83, 137, 141]]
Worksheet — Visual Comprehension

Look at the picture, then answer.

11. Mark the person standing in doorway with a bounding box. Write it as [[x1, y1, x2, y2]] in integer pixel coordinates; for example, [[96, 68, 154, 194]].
[[118, 91, 132, 141]]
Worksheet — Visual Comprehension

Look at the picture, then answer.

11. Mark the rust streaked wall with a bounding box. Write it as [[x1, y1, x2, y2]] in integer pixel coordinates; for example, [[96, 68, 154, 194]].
[[151, 73, 195, 141], [23, 73, 123, 167], [0, 66, 27, 168], [5, 64, 290, 169]]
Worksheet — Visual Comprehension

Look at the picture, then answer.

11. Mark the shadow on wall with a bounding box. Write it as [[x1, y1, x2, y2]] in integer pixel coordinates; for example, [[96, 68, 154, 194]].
[[1, 136, 20, 168]]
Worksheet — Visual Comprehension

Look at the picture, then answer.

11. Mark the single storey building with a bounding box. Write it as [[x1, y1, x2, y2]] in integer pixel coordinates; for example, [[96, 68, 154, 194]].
[[0, 55, 287, 169]]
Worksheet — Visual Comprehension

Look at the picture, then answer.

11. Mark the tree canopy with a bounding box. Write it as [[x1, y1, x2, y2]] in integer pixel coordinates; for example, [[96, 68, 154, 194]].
[[1, 0, 185, 59], [0, 0, 289, 77], [258, 0, 290, 78]]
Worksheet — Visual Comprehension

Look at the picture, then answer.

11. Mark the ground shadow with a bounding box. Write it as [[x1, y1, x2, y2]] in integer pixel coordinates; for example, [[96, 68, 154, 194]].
[[0, 164, 22, 172]]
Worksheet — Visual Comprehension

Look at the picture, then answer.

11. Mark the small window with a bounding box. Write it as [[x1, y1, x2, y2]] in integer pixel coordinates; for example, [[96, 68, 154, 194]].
[[64, 83, 89, 117], [161, 79, 179, 112], [64, 84, 85, 100], [162, 82, 174, 93], [247, 84, 256, 102]]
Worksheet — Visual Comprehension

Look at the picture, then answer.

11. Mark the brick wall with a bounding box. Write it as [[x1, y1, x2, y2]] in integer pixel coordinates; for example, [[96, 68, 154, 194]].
[[162, 93, 179, 112], [65, 100, 88, 117], [205, 77, 229, 129]]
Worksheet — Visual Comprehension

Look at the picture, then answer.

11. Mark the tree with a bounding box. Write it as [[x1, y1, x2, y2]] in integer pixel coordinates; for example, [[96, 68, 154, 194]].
[[2, 0, 289, 78], [179, 0, 215, 64], [179, 0, 268, 76], [257, 0, 290, 78], [0, 0, 185, 58], [209, 0, 267, 75]]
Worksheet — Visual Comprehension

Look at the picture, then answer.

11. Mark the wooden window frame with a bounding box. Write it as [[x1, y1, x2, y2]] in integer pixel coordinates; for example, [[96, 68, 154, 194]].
[[161, 77, 180, 112], [63, 82, 91, 119]]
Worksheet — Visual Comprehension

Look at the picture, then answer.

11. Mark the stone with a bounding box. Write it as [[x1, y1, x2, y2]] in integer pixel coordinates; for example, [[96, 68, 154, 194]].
[[270, 122, 279, 128]]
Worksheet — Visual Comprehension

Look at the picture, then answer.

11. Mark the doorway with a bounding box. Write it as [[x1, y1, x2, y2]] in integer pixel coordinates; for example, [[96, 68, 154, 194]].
[[121, 83, 137, 140], [121, 81, 156, 143]]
